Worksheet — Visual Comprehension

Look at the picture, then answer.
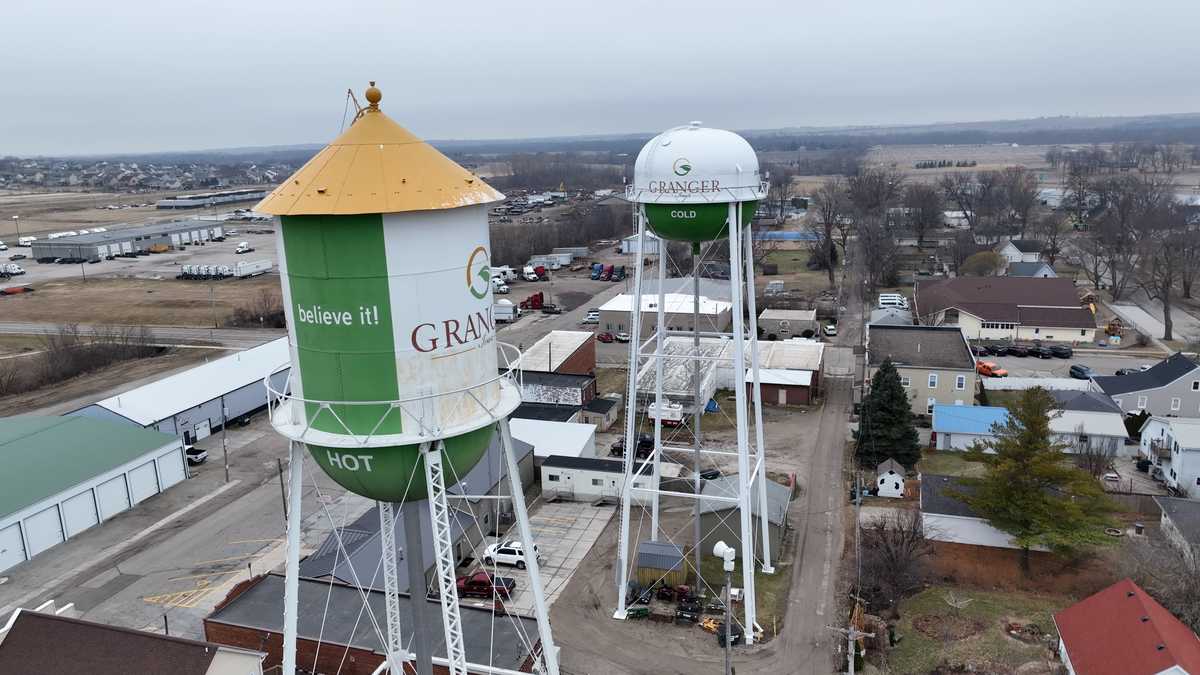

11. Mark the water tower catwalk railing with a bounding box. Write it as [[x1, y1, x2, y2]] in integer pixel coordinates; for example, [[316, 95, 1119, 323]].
[[265, 342, 559, 675], [614, 185, 776, 647]]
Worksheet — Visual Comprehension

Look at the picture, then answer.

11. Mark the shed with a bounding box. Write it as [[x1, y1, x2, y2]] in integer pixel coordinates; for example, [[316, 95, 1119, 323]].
[[636, 540, 687, 587], [757, 309, 818, 340], [581, 395, 621, 432], [875, 462, 905, 499], [67, 338, 291, 444], [747, 368, 814, 406], [618, 231, 661, 256], [0, 416, 185, 574], [698, 475, 791, 557], [512, 330, 596, 376], [512, 402, 581, 423], [508, 418, 596, 461]]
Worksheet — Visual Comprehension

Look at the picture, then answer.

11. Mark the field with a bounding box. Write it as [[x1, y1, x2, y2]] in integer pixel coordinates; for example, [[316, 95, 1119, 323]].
[[0, 276, 280, 326], [883, 586, 1064, 675], [0, 189, 213, 238], [760, 248, 833, 297]]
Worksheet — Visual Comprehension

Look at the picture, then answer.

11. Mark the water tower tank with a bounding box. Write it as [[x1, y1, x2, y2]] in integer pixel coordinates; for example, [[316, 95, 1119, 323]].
[[627, 122, 766, 242], [257, 84, 520, 502]]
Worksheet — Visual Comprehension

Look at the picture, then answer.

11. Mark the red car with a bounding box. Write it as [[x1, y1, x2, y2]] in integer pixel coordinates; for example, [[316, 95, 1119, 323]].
[[596, 332, 615, 343], [456, 571, 515, 600]]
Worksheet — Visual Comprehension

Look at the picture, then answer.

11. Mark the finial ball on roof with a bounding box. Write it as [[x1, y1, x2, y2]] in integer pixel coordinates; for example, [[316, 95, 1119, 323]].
[[365, 82, 382, 106]]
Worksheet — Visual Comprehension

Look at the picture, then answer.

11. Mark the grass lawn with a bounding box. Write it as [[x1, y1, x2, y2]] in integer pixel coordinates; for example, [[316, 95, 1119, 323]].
[[918, 450, 986, 478], [698, 553, 790, 640], [980, 389, 1022, 408], [763, 249, 813, 275], [884, 586, 1065, 674]]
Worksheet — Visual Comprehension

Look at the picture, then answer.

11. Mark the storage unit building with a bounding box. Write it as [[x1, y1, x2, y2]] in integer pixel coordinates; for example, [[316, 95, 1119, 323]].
[[757, 309, 818, 340], [0, 416, 184, 574], [67, 338, 290, 444], [748, 368, 815, 406], [540, 455, 657, 503], [635, 540, 687, 587], [29, 220, 226, 260]]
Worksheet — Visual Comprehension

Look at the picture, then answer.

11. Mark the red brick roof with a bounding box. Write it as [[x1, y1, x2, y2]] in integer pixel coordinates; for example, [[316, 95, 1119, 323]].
[[1054, 578, 1200, 675]]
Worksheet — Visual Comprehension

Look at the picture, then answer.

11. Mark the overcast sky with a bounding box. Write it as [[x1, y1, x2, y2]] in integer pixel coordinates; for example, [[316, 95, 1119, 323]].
[[4, 0, 1200, 156]]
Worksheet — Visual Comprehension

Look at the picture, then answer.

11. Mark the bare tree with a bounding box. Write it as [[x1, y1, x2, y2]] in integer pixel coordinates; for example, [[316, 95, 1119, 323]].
[[938, 172, 980, 230], [1135, 199, 1186, 340], [858, 216, 900, 288], [1002, 166, 1040, 238], [1036, 213, 1070, 268], [847, 168, 905, 216], [813, 177, 848, 287], [1074, 234, 1111, 290], [1069, 423, 1117, 477], [902, 183, 943, 248], [1120, 535, 1200, 633], [950, 230, 981, 271], [860, 509, 933, 616], [959, 251, 1006, 277], [1178, 229, 1200, 299]]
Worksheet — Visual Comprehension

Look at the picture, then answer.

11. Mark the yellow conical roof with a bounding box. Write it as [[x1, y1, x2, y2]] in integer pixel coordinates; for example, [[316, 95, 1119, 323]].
[[256, 85, 503, 216]]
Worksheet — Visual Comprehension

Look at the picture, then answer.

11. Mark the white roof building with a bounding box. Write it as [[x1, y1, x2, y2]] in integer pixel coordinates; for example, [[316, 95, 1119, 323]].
[[508, 418, 597, 461], [598, 292, 731, 317], [510, 330, 593, 373]]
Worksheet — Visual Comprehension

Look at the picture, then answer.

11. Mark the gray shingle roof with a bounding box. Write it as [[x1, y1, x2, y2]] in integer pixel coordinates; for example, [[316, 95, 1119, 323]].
[[1093, 353, 1199, 397], [1006, 261, 1055, 277], [1155, 496, 1200, 550], [1050, 390, 1124, 414], [920, 474, 978, 518], [867, 325, 975, 370], [698, 475, 791, 525]]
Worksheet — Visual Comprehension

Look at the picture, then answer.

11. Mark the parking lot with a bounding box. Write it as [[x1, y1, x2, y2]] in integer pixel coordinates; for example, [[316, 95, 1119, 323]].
[[980, 349, 1161, 378], [466, 501, 615, 615], [4, 223, 278, 285]]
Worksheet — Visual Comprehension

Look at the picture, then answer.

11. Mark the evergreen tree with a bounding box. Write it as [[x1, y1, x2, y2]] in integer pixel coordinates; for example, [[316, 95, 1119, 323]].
[[857, 358, 920, 468], [958, 387, 1116, 574]]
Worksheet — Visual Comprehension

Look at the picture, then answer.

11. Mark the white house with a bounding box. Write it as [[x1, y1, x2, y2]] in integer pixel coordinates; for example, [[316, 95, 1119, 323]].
[[540, 455, 675, 504], [1005, 261, 1057, 278], [995, 239, 1044, 264], [1154, 496, 1200, 570], [931, 405, 1008, 451], [920, 474, 1048, 551], [1139, 416, 1200, 498], [932, 398, 1130, 456]]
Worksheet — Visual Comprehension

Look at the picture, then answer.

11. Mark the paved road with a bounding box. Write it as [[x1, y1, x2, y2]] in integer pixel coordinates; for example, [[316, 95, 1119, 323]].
[[0, 321, 284, 349]]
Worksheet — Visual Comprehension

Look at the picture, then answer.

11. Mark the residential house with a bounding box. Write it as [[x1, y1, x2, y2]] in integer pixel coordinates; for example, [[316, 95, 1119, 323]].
[[0, 609, 265, 675], [1138, 416, 1200, 498], [1153, 496, 1200, 570], [1093, 353, 1200, 417], [914, 276, 1096, 343], [931, 404, 1008, 451], [933, 397, 1129, 455], [920, 474, 1046, 551], [995, 239, 1044, 264], [1005, 261, 1057, 278], [866, 325, 978, 416], [1054, 578, 1200, 675]]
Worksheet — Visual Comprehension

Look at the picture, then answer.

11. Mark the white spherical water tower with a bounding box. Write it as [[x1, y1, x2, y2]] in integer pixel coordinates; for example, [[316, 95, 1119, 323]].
[[614, 122, 775, 647]]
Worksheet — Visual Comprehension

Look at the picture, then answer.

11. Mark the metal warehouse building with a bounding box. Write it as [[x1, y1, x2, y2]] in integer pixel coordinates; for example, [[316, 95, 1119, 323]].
[[68, 338, 290, 444], [156, 188, 269, 209], [30, 220, 227, 260], [0, 416, 186, 574]]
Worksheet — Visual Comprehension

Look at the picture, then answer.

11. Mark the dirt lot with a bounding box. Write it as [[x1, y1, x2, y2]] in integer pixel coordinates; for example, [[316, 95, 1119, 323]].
[[928, 541, 1118, 596], [0, 347, 219, 416], [0, 189, 267, 237], [0, 275, 280, 326]]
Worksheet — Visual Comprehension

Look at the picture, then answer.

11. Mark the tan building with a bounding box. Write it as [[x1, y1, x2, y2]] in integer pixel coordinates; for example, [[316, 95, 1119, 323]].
[[914, 276, 1097, 344], [757, 308, 818, 340], [598, 292, 732, 338], [867, 325, 978, 416]]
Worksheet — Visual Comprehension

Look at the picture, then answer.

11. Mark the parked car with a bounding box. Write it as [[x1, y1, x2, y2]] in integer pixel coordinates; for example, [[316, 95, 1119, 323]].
[[596, 332, 615, 343], [976, 361, 1008, 378], [185, 446, 208, 465], [8, 254, 25, 261], [1050, 345, 1073, 358], [970, 345, 989, 357], [700, 469, 722, 480], [1008, 345, 1029, 357], [823, 323, 837, 337], [1029, 346, 1053, 359], [482, 540, 541, 570], [615, 332, 632, 343], [990, 345, 1010, 357], [610, 433, 654, 459], [716, 622, 745, 647], [1115, 367, 1139, 376], [674, 601, 702, 624], [1069, 364, 1094, 380], [540, 304, 562, 314], [456, 571, 515, 600]]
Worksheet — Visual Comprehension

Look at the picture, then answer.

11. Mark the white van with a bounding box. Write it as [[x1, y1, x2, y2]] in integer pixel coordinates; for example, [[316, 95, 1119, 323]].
[[877, 294, 909, 309]]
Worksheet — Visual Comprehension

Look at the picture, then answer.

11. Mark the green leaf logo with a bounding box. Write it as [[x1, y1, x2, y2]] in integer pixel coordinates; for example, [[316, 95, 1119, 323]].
[[673, 158, 692, 176], [467, 245, 491, 299]]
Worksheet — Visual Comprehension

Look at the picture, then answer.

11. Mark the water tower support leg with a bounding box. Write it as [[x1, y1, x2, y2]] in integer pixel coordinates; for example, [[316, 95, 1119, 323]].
[[742, 220, 774, 575], [422, 441, 468, 675], [377, 500, 412, 672], [614, 205, 649, 620], [650, 234, 668, 539], [282, 441, 304, 675], [403, 501, 433, 675], [499, 418, 560, 675]]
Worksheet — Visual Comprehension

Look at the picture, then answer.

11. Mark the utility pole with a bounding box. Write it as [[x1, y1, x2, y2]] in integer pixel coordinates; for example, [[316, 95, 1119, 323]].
[[827, 624, 875, 675], [221, 403, 230, 483], [11, 216, 19, 243], [713, 541, 737, 675]]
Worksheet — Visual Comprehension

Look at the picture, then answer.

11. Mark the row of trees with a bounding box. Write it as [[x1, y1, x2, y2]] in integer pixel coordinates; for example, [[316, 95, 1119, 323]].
[[489, 201, 623, 267], [0, 325, 163, 398], [1046, 142, 1197, 175]]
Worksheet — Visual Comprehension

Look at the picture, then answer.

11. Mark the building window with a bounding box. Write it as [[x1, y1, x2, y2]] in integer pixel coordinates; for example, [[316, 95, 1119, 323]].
[[548, 474, 560, 482], [926, 397, 936, 414], [1034, 328, 1040, 334], [1080, 329, 1087, 336], [1193, 381, 1199, 391], [899, 376, 911, 388], [980, 322, 1015, 330], [955, 375, 966, 391], [1172, 397, 1182, 412], [1137, 396, 1148, 409], [591, 478, 603, 486], [928, 373, 938, 389]]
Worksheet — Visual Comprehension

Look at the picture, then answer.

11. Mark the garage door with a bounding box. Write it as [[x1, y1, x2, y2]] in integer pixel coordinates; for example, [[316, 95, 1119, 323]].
[[0, 523, 26, 573], [170, 233, 181, 246], [128, 461, 159, 504], [120, 241, 132, 253], [61, 490, 99, 537], [95, 244, 108, 257], [191, 230, 202, 242], [25, 506, 64, 557], [157, 450, 186, 489], [96, 476, 130, 520], [194, 419, 211, 440]]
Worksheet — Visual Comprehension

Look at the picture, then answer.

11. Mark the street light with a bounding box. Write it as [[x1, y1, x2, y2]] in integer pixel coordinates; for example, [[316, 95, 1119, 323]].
[[10, 216, 18, 245], [713, 540, 737, 675]]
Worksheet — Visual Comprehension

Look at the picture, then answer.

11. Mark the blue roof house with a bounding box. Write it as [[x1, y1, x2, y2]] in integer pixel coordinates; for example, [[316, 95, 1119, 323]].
[[931, 404, 1008, 452]]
